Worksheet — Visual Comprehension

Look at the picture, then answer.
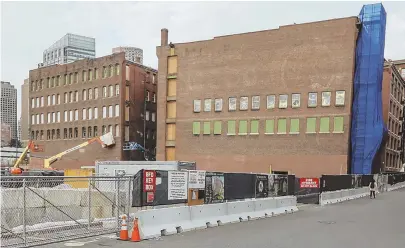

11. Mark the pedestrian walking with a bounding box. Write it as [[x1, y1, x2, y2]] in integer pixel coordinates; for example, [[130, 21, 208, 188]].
[[369, 179, 377, 199]]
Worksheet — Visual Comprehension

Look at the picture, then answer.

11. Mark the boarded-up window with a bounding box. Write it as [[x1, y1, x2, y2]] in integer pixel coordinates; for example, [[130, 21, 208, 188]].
[[125, 106, 129, 121], [320, 117, 330, 133], [166, 124, 176, 141], [125, 126, 129, 141], [228, 121, 236, 135], [193, 122, 200, 135], [239, 120, 248, 135], [250, 120, 259, 134], [277, 119, 287, 134], [306, 117, 316, 133], [203, 122, 211, 135], [265, 120, 274, 134], [167, 79, 176, 96], [168, 56, 178, 74], [167, 102, 176, 119], [166, 147, 175, 161], [125, 86, 130, 101], [290, 119, 300, 134], [126, 65, 130, 81], [334, 116, 344, 133], [214, 121, 222, 135]]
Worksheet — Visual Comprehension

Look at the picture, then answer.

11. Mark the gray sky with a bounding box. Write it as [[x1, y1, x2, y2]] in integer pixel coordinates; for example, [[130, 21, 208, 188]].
[[2, 1, 405, 118]]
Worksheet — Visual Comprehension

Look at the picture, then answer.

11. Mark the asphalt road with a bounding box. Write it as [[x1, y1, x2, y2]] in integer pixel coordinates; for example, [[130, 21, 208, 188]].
[[44, 188, 405, 248]]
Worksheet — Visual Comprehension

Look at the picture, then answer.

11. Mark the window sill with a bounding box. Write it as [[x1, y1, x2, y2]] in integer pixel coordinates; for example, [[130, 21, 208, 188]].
[[238, 133, 248, 136], [249, 133, 259, 135], [193, 134, 200, 136], [289, 132, 299, 135], [319, 132, 330, 134], [227, 133, 236, 136], [265, 133, 274, 135], [203, 133, 211, 135], [277, 132, 287, 135], [333, 131, 344, 134], [214, 133, 221, 135], [306, 132, 317, 134]]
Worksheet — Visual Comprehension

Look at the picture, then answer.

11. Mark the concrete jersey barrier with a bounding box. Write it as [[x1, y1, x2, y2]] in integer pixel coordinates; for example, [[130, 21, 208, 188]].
[[320, 187, 369, 206], [133, 196, 298, 240]]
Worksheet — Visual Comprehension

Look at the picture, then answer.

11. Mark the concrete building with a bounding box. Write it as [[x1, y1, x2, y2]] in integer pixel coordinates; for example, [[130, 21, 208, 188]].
[[381, 61, 405, 172], [21, 79, 30, 141], [156, 17, 359, 177], [29, 52, 157, 170], [41, 33, 96, 67], [112, 47, 143, 64], [1, 123, 11, 147], [1, 81, 18, 140]]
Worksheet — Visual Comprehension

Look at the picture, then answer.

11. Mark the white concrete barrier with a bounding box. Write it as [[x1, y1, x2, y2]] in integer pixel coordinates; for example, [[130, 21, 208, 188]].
[[190, 203, 228, 228], [134, 206, 193, 239], [134, 196, 298, 240], [320, 187, 369, 206], [387, 181, 405, 192]]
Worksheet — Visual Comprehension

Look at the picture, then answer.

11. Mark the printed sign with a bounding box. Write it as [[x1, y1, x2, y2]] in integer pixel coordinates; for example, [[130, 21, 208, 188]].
[[267, 95, 275, 109], [252, 96, 260, 110], [205, 172, 225, 204], [228, 97, 237, 111], [299, 178, 320, 188], [193, 100, 201, 112], [215, 98, 223, 112], [308, 92, 317, 107], [240, 96, 249, 110], [335, 90, 346, 106], [146, 192, 155, 203], [168, 171, 188, 200], [255, 174, 269, 198], [143, 170, 156, 192], [188, 170, 206, 189], [279, 94, 288, 109]]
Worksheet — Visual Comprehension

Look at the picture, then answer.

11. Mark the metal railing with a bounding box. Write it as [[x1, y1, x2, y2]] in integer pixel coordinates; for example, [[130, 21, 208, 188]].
[[0, 176, 133, 248]]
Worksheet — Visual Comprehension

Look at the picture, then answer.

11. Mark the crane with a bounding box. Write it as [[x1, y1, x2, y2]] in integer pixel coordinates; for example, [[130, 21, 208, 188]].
[[11, 132, 115, 174]]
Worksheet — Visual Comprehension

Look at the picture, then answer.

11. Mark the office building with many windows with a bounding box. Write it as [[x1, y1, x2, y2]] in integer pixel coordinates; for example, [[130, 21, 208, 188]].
[[40, 33, 96, 67], [28, 52, 157, 170], [1, 81, 18, 141]]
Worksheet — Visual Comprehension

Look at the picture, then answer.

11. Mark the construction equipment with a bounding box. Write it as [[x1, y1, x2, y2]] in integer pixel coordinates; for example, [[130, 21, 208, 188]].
[[11, 132, 115, 174]]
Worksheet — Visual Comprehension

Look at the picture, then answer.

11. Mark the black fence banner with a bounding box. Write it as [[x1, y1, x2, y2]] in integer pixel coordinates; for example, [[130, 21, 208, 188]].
[[269, 174, 288, 197], [204, 172, 225, 204], [255, 174, 269, 198], [224, 173, 255, 201]]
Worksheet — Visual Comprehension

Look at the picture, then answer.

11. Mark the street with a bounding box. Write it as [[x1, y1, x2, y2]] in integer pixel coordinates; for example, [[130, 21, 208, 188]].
[[44, 188, 405, 248]]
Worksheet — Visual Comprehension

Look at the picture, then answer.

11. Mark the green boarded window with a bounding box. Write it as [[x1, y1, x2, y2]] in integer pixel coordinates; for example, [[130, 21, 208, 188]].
[[290, 119, 299, 134], [192, 122, 200, 135], [250, 120, 259, 134], [320, 117, 330, 133], [203, 121, 211, 135], [265, 120, 274, 134], [228, 121, 236, 135], [214, 121, 222, 135], [306, 118, 316, 133], [277, 119, 287, 134], [239, 120, 248, 135], [334, 116, 344, 133]]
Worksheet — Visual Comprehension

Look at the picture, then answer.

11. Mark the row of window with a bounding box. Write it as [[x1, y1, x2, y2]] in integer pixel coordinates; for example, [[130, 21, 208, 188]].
[[193, 91, 346, 113], [31, 105, 120, 125], [31, 125, 120, 140], [192, 116, 345, 135], [30, 64, 120, 92]]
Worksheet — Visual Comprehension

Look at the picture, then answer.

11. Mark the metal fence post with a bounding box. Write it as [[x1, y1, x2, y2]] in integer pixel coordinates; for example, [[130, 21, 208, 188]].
[[127, 177, 131, 222], [116, 177, 120, 229], [23, 178, 27, 247], [88, 177, 91, 230]]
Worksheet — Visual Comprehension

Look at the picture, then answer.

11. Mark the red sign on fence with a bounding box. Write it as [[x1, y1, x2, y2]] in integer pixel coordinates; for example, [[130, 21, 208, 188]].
[[299, 178, 320, 188], [143, 170, 156, 192]]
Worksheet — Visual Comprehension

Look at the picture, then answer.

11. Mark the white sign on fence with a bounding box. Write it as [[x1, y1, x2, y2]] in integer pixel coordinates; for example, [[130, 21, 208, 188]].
[[188, 170, 206, 189], [168, 171, 188, 200]]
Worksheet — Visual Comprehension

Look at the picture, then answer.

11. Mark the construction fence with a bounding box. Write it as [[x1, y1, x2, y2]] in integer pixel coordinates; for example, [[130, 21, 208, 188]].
[[0, 176, 134, 248]]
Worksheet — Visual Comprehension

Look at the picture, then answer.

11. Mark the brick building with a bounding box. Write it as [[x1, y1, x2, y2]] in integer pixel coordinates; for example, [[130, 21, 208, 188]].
[[28, 52, 157, 170], [381, 61, 405, 172], [156, 17, 359, 177]]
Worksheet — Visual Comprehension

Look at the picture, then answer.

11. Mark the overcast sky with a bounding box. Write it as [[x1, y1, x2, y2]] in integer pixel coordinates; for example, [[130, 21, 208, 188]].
[[2, 1, 405, 118]]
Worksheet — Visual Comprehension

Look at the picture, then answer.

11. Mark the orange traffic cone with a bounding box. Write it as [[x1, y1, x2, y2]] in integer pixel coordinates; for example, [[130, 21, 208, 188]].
[[119, 215, 129, 241], [130, 218, 141, 242]]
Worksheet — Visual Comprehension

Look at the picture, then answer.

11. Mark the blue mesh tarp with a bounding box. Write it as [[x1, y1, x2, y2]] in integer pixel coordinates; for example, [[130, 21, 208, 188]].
[[351, 3, 387, 174]]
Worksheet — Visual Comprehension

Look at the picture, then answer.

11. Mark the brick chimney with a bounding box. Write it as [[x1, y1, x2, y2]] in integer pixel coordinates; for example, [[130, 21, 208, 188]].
[[161, 28, 168, 46]]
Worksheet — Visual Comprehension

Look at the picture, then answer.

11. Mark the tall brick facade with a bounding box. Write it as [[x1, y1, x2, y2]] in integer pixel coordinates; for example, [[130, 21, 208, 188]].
[[156, 17, 359, 177], [28, 53, 157, 170]]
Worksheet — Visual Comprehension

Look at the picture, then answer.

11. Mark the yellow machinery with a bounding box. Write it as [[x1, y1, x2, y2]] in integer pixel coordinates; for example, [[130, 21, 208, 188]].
[[12, 132, 115, 174]]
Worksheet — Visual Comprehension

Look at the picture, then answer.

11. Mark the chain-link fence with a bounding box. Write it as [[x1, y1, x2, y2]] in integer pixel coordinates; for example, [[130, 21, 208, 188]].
[[0, 176, 134, 248]]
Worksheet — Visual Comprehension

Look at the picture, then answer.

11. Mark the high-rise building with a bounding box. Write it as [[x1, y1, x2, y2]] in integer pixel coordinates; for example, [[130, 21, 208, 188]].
[[112, 47, 143, 64], [21, 79, 30, 141], [1, 123, 11, 147], [40, 33, 96, 67], [1, 81, 18, 140], [28, 52, 157, 170]]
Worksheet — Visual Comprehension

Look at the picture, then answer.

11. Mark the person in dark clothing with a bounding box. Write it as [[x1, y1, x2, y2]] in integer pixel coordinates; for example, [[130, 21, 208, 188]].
[[369, 179, 377, 199]]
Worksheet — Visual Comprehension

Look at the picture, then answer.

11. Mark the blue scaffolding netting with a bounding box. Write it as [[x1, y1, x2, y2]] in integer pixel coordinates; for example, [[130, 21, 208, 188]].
[[351, 3, 387, 174]]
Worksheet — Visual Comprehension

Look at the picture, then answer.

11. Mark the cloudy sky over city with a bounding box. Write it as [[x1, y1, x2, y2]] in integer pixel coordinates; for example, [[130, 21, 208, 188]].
[[2, 1, 405, 116]]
